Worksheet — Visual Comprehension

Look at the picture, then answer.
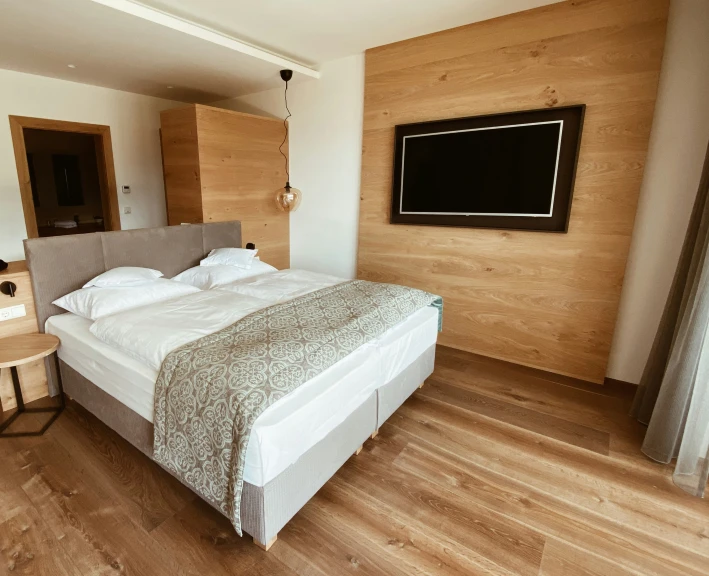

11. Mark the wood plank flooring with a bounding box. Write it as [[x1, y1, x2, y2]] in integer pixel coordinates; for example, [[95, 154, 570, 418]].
[[1, 344, 708, 576]]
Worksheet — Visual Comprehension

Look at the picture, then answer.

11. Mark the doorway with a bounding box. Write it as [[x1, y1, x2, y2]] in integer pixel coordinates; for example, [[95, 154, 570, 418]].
[[9, 116, 120, 238]]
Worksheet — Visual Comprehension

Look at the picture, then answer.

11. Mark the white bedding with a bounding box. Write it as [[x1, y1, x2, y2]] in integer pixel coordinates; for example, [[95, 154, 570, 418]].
[[46, 306, 439, 486], [89, 290, 272, 371], [213, 269, 344, 302], [89, 270, 344, 370], [49, 269, 439, 487]]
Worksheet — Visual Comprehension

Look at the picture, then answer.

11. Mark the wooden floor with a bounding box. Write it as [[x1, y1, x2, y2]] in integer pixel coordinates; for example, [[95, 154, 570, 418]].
[[1, 345, 708, 575]]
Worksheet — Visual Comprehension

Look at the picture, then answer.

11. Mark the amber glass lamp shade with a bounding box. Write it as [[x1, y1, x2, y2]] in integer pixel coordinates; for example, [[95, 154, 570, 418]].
[[275, 182, 302, 212]]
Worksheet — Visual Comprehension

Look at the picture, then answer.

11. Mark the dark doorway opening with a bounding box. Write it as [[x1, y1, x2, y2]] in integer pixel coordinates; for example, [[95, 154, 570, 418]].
[[24, 129, 106, 237], [9, 116, 120, 239]]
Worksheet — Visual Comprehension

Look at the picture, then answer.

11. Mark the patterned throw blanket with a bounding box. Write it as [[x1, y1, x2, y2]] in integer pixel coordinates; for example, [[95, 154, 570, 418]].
[[153, 280, 442, 535]]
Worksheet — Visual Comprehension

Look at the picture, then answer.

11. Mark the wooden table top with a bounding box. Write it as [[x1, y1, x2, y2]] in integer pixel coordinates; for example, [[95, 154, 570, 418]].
[[0, 333, 59, 368]]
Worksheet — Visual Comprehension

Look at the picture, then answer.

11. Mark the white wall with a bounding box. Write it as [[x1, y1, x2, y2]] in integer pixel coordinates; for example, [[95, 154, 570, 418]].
[[607, 0, 709, 383], [0, 69, 180, 261], [213, 55, 364, 279]]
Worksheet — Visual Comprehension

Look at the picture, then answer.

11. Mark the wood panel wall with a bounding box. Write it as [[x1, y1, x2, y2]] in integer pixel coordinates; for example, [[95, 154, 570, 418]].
[[357, 0, 669, 383], [161, 106, 203, 226], [161, 104, 290, 269], [196, 105, 289, 269], [0, 261, 48, 410]]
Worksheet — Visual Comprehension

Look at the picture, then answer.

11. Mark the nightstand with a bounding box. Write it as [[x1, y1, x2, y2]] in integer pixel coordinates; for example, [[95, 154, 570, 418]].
[[0, 333, 64, 437]]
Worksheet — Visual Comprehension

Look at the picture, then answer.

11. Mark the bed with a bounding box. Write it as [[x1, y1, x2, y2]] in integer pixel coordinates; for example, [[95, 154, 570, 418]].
[[24, 222, 438, 550]]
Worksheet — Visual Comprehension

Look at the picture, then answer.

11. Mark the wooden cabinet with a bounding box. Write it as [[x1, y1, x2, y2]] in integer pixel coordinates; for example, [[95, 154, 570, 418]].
[[160, 104, 290, 269], [0, 261, 48, 410]]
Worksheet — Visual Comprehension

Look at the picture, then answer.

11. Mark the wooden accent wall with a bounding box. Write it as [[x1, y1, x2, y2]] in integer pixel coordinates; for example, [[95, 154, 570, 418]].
[[161, 104, 290, 269], [161, 106, 203, 226], [0, 261, 48, 410], [357, 0, 669, 383]]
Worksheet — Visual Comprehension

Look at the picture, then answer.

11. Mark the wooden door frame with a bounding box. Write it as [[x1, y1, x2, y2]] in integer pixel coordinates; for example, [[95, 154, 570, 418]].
[[8, 116, 121, 238]]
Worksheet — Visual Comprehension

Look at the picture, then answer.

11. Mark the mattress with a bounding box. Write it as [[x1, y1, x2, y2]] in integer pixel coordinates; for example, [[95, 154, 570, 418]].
[[46, 306, 438, 486]]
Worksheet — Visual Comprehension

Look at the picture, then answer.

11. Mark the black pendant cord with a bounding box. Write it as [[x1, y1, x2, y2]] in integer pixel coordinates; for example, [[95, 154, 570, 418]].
[[279, 80, 291, 184]]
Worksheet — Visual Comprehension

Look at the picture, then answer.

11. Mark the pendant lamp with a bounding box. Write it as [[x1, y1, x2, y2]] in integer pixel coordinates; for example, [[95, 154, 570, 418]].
[[274, 69, 302, 212]]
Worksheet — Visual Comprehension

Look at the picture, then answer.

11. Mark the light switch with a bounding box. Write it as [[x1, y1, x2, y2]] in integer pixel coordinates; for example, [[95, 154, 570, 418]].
[[122, 185, 131, 194], [11, 304, 26, 318]]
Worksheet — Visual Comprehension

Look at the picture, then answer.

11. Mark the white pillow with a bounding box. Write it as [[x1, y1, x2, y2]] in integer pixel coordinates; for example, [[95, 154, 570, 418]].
[[200, 247, 258, 269], [172, 261, 277, 290], [53, 279, 200, 320], [83, 266, 164, 288]]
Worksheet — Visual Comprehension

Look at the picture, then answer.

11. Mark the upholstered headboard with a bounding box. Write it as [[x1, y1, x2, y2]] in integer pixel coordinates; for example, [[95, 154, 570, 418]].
[[23, 222, 241, 395]]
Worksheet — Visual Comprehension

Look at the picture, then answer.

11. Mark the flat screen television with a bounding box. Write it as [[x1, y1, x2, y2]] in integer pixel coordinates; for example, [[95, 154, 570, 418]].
[[391, 105, 585, 232]]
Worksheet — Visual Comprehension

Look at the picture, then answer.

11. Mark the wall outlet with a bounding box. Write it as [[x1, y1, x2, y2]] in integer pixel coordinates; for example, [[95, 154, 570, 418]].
[[123, 206, 132, 214], [0, 304, 24, 322], [122, 185, 131, 194]]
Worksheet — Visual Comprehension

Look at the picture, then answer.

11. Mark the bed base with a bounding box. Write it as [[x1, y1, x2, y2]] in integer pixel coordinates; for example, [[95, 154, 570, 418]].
[[253, 535, 277, 551], [56, 344, 435, 548], [377, 346, 435, 429]]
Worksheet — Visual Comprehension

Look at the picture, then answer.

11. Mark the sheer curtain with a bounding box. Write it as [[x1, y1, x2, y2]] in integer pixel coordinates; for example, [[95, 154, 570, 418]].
[[632, 140, 709, 497]]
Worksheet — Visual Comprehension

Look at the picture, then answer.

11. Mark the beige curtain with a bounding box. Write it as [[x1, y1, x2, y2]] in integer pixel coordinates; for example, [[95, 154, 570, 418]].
[[632, 140, 709, 497]]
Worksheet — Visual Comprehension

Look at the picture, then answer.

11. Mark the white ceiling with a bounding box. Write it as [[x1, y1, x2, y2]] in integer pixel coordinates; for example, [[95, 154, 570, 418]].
[[141, 0, 563, 66], [0, 0, 562, 103]]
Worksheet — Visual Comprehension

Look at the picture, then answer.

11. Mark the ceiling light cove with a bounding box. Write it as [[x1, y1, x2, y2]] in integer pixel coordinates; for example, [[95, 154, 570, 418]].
[[88, 0, 319, 79]]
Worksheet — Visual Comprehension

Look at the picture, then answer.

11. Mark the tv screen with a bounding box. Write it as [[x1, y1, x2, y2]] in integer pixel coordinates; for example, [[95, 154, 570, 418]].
[[391, 105, 585, 232]]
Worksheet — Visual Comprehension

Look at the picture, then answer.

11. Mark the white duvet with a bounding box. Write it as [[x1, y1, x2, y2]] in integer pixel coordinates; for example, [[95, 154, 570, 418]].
[[89, 269, 345, 371], [213, 269, 343, 302]]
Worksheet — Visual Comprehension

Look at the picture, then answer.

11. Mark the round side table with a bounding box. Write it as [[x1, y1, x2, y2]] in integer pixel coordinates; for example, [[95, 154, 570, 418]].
[[0, 333, 64, 437]]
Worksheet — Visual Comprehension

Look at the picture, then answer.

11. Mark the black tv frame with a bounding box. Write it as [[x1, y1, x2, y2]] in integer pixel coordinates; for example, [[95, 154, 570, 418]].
[[390, 105, 586, 232]]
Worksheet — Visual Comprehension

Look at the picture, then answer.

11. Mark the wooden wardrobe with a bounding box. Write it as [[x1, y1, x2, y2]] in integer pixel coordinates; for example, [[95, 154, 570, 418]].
[[160, 104, 289, 269]]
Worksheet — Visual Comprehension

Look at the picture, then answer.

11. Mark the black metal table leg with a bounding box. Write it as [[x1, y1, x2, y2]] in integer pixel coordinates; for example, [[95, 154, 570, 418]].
[[10, 365, 25, 412], [0, 367, 25, 434], [0, 352, 65, 438]]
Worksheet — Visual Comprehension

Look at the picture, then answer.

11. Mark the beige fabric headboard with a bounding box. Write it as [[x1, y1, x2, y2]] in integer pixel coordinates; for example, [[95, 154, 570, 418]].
[[23, 222, 242, 395]]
